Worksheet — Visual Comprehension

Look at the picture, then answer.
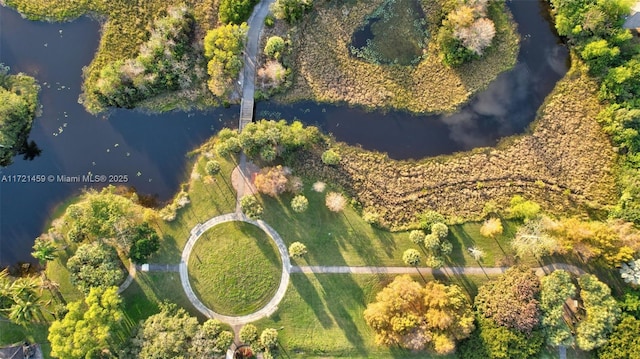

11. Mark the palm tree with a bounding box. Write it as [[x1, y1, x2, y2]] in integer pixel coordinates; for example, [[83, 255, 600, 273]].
[[7, 297, 41, 325], [31, 237, 58, 265]]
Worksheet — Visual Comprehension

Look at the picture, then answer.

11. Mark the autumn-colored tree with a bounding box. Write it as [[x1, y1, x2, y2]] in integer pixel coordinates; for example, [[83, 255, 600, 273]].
[[254, 165, 289, 197], [475, 266, 541, 333], [364, 275, 474, 353], [511, 217, 559, 259], [480, 218, 503, 239], [325, 192, 346, 212], [204, 23, 247, 97]]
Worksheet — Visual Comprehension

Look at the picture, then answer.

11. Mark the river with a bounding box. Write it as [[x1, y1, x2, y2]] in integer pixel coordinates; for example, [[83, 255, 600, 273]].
[[0, 0, 567, 266]]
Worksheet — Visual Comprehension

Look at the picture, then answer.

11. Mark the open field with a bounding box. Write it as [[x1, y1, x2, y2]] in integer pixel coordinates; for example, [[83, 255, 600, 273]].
[[279, 0, 519, 113], [188, 221, 282, 316]]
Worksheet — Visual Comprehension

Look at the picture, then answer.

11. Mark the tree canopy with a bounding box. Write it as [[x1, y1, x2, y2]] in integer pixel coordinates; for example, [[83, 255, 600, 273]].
[[576, 274, 621, 351], [48, 287, 122, 359], [0, 64, 40, 166], [475, 266, 541, 333], [204, 23, 247, 97], [540, 270, 576, 346], [364, 275, 474, 354]]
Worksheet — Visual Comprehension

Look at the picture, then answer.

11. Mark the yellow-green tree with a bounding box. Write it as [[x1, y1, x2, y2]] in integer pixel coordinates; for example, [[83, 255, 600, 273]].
[[204, 23, 247, 97], [48, 286, 122, 359], [364, 275, 474, 353]]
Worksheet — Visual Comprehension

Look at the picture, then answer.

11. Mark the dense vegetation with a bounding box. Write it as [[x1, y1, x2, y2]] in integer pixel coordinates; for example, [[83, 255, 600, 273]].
[[203, 22, 248, 97], [94, 7, 197, 109], [219, 0, 259, 24], [0, 65, 39, 166], [548, 0, 640, 225]]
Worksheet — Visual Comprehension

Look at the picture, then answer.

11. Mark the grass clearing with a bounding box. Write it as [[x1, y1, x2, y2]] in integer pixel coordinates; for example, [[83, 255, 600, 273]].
[[188, 221, 282, 316]]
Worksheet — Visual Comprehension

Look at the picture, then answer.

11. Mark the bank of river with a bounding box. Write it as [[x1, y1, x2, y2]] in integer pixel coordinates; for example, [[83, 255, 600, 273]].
[[0, 0, 566, 266]]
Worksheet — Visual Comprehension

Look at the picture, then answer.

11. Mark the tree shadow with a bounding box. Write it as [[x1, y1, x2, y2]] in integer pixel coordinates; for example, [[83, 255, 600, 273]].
[[315, 274, 368, 356], [289, 274, 333, 328]]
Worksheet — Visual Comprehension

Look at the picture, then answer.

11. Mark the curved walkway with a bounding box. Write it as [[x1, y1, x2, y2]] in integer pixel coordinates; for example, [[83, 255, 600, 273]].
[[179, 212, 291, 326]]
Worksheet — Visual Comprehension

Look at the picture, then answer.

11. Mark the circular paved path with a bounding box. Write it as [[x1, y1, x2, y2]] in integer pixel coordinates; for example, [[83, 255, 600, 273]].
[[179, 212, 291, 325]]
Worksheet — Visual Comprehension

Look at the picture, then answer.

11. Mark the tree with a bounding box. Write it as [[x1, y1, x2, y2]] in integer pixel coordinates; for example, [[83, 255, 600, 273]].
[[511, 218, 558, 259], [596, 315, 640, 359], [508, 195, 541, 221], [290, 195, 308, 213], [219, 0, 259, 24], [260, 328, 279, 349], [240, 195, 263, 219], [31, 237, 57, 265], [288, 242, 307, 258], [204, 23, 247, 97], [454, 17, 496, 55], [402, 249, 421, 266], [188, 319, 234, 357], [409, 230, 425, 245], [325, 192, 346, 212], [271, 0, 313, 24], [468, 246, 485, 262], [418, 210, 445, 231], [458, 317, 545, 359], [364, 276, 474, 353], [620, 258, 640, 285], [48, 287, 122, 359], [576, 274, 621, 351], [475, 266, 541, 333], [0, 274, 43, 326], [321, 149, 341, 165], [254, 166, 289, 197], [128, 223, 160, 264], [480, 218, 503, 238], [205, 160, 221, 175], [67, 241, 125, 294], [540, 270, 576, 346], [239, 324, 258, 344], [431, 222, 449, 239], [264, 36, 285, 59]]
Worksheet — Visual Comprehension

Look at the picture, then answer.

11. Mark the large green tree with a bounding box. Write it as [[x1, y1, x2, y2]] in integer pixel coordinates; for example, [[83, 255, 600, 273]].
[[576, 274, 621, 351], [48, 287, 123, 359], [364, 275, 474, 354], [539, 270, 576, 346], [67, 241, 125, 294], [204, 23, 247, 97]]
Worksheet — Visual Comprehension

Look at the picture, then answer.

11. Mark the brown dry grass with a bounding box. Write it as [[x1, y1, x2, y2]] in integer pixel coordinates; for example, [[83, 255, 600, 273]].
[[291, 65, 618, 230], [277, 0, 519, 113]]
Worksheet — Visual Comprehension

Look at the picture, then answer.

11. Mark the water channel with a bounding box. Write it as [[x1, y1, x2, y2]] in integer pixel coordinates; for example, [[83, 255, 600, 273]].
[[0, 0, 567, 266]]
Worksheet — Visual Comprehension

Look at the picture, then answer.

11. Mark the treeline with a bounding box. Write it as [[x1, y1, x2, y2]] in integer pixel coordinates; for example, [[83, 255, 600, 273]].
[[93, 7, 196, 108], [548, 0, 640, 223], [0, 65, 40, 166]]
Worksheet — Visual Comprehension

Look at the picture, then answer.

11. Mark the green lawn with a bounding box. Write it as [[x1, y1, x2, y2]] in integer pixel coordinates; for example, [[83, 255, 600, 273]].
[[259, 183, 525, 268], [188, 221, 282, 316]]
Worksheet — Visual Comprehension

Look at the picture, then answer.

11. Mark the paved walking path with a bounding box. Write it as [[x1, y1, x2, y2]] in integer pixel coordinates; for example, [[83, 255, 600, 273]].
[[179, 212, 291, 326], [291, 263, 585, 277]]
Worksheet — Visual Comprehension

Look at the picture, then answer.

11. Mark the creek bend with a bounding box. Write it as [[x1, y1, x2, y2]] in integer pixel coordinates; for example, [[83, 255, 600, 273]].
[[0, 0, 567, 266]]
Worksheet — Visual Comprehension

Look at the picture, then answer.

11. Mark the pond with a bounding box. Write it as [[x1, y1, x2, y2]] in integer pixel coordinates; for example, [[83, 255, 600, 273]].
[[0, 0, 567, 266]]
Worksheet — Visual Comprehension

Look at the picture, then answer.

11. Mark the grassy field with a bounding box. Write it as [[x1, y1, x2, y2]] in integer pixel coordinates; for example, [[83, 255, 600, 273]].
[[188, 221, 282, 315], [260, 184, 525, 268]]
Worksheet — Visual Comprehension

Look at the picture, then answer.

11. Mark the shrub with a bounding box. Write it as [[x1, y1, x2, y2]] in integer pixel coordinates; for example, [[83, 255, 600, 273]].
[[321, 149, 342, 165], [508, 195, 541, 220], [240, 195, 263, 219], [312, 181, 326, 192], [431, 222, 449, 239], [264, 36, 285, 59], [290, 195, 309, 213], [326, 192, 346, 212], [418, 210, 446, 231], [264, 14, 275, 27], [260, 328, 279, 349], [257, 60, 287, 91], [289, 242, 308, 258]]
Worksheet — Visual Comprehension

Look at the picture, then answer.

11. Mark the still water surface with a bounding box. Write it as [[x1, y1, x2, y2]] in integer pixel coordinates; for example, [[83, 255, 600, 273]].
[[0, 0, 567, 265]]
